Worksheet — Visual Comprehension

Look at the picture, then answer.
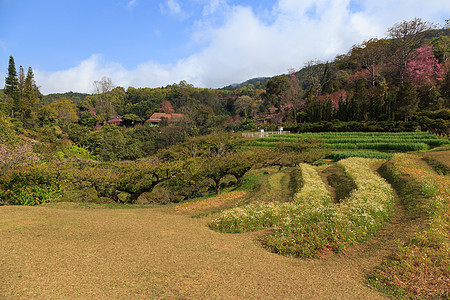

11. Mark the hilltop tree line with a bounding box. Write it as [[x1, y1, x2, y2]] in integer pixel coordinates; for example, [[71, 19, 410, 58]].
[[1, 18, 450, 161], [267, 18, 450, 127]]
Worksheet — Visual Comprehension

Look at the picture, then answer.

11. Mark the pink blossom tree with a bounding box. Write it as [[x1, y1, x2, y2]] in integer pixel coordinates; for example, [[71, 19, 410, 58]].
[[287, 68, 304, 123], [0, 140, 40, 173], [405, 45, 444, 86], [160, 101, 175, 114]]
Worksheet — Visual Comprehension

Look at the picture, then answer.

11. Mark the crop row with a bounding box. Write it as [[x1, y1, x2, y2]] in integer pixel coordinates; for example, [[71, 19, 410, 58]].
[[259, 137, 448, 147], [249, 141, 431, 151], [209, 158, 395, 257], [257, 135, 448, 147], [321, 142, 430, 151], [207, 164, 330, 233], [329, 150, 394, 161], [368, 153, 449, 299], [267, 132, 442, 139]]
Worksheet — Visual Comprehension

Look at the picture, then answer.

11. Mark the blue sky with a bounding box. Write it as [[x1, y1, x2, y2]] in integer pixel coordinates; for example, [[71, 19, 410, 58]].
[[1, 0, 449, 94]]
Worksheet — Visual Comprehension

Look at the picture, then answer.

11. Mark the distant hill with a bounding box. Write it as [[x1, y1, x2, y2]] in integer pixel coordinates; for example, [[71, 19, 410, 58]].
[[222, 28, 450, 93], [42, 91, 90, 105], [221, 77, 271, 90], [424, 28, 450, 40]]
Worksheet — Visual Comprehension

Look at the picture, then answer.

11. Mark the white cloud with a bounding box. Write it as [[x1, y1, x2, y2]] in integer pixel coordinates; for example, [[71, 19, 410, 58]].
[[168, 0, 181, 14], [201, 0, 228, 16], [35, 0, 450, 94], [35, 55, 191, 94], [127, 0, 138, 9], [160, 0, 185, 17]]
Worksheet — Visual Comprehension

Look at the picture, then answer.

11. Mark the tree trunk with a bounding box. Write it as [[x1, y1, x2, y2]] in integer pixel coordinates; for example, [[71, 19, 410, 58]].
[[214, 178, 221, 195], [127, 192, 140, 204], [233, 175, 243, 187]]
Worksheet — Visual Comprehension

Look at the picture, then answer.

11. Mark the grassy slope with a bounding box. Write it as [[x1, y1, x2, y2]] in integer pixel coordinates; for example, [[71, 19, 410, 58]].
[[368, 152, 450, 299]]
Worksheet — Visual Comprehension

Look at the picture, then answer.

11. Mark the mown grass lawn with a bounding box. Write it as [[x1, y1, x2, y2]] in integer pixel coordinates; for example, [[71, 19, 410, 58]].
[[0, 203, 388, 299]]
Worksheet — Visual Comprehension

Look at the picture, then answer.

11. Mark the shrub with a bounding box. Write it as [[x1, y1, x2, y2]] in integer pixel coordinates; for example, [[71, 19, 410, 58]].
[[0, 111, 18, 144], [0, 163, 62, 205]]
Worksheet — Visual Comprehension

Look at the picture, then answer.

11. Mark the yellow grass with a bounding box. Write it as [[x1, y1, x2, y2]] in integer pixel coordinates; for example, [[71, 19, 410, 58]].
[[174, 191, 247, 213], [0, 203, 388, 299]]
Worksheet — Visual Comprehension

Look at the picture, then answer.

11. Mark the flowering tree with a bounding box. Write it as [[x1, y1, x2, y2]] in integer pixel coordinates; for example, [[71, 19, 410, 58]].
[[0, 114, 40, 173], [0, 141, 40, 173], [160, 100, 175, 114], [288, 68, 304, 123], [405, 45, 444, 86]]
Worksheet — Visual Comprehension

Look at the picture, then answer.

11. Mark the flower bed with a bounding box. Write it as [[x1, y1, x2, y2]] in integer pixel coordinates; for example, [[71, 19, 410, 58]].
[[210, 158, 396, 258]]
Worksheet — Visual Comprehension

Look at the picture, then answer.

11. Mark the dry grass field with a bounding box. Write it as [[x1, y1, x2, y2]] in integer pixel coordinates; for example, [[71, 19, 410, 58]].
[[0, 201, 406, 299]]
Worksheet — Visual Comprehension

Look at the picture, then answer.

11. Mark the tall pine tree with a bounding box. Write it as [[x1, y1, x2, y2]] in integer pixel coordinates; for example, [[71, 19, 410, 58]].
[[4, 56, 19, 118], [18, 65, 25, 99], [20, 67, 40, 124], [395, 79, 419, 121]]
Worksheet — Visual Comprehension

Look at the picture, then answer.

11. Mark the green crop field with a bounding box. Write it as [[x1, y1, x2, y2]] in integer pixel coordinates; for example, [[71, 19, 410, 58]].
[[248, 131, 449, 160]]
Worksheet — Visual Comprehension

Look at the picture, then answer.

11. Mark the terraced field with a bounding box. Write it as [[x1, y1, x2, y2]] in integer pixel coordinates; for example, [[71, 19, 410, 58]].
[[249, 131, 450, 160], [1, 149, 448, 299]]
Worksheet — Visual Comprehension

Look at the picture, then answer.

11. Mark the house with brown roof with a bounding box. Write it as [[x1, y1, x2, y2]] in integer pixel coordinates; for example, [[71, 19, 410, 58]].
[[146, 112, 183, 125], [108, 115, 123, 126]]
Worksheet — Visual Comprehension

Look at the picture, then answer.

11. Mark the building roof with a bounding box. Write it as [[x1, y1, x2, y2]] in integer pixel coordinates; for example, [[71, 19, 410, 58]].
[[147, 112, 183, 123]]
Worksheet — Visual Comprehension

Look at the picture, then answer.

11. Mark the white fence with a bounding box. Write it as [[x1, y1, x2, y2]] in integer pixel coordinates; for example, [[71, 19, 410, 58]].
[[242, 131, 291, 138]]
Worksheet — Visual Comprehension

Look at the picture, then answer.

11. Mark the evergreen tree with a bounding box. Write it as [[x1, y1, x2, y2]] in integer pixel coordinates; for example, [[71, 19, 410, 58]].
[[441, 70, 450, 108], [4, 56, 19, 117], [352, 78, 369, 121], [335, 95, 347, 121], [395, 79, 419, 121], [323, 97, 333, 121], [24, 67, 40, 101], [18, 66, 25, 99], [13, 67, 40, 124]]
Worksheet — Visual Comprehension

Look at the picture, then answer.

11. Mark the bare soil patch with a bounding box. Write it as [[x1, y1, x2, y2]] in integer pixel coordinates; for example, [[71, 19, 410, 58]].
[[319, 164, 356, 203]]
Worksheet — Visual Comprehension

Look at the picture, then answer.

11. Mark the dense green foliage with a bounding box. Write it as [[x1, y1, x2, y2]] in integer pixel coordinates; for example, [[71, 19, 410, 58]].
[[1, 18, 449, 208], [1, 20, 449, 160], [0, 163, 62, 205], [1, 21, 449, 300]]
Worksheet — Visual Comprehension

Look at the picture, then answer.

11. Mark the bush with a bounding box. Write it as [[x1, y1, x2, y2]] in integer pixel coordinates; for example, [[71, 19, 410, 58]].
[[0, 163, 62, 205], [0, 111, 18, 144]]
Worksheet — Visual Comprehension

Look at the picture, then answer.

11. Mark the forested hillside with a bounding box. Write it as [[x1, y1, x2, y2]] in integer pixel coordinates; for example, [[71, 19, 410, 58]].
[[1, 18, 449, 162]]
